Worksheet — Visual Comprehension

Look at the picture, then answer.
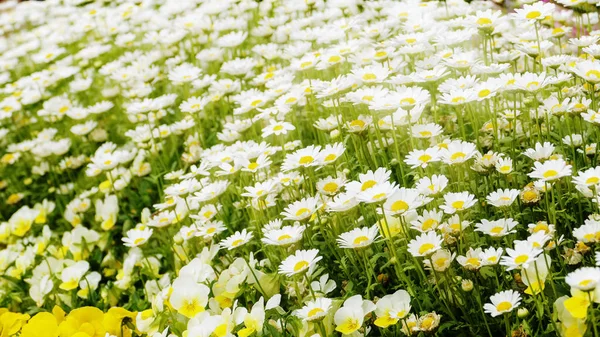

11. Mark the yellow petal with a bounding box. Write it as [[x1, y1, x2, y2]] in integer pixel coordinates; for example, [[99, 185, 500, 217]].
[[238, 327, 255, 337], [20, 313, 58, 337], [335, 320, 360, 335], [59, 280, 79, 291], [52, 306, 65, 324], [565, 324, 585, 337], [564, 296, 590, 319], [374, 316, 398, 328]]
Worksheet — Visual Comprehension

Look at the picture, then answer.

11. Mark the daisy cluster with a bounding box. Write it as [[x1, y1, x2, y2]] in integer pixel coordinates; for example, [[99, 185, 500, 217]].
[[3, 0, 600, 336]]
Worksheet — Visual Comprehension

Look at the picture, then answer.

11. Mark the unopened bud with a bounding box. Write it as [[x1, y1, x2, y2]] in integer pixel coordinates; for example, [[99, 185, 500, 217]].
[[517, 308, 529, 318], [173, 233, 183, 245], [330, 129, 340, 139], [461, 279, 473, 292]]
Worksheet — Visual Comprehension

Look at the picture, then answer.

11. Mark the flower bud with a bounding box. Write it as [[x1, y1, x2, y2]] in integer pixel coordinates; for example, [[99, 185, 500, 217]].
[[330, 129, 340, 139], [517, 308, 529, 318], [173, 233, 183, 245], [89, 128, 108, 142], [461, 279, 474, 292]]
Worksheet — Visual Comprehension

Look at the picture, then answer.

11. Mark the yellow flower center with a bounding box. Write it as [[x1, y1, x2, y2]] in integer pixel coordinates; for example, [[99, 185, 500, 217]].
[[308, 308, 324, 317], [361, 180, 377, 191], [400, 97, 416, 105], [466, 257, 481, 266], [533, 223, 548, 233], [328, 55, 341, 63], [372, 193, 387, 200], [586, 70, 600, 79], [362, 95, 374, 101], [299, 156, 314, 165], [450, 152, 466, 161], [435, 257, 448, 267], [490, 226, 504, 234], [422, 218, 437, 231], [418, 243, 435, 255], [391, 200, 409, 213], [525, 11, 541, 19], [496, 301, 513, 312], [418, 154, 432, 162], [514, 254, 529, 264], [353, 235, 370, 245], [295, 207, 310, 217], [586, 177, 600, 184], [375, 51, 387, 58], [476, 17, 492, 26], [523, 190, 538, 202], [543, 170, 558, 178], [451, 200, 465, 209], [362, 73, 377, 81], [350, 119, 366, 128], [278, 234, 292, 241], [420, 316, 435, 330], [323, 182, 338, 193], [294, 260, 309, 272]]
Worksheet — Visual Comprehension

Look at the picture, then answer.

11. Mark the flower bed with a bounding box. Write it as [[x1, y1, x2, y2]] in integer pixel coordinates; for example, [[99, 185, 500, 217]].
[[0, 0, 599, 336]]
